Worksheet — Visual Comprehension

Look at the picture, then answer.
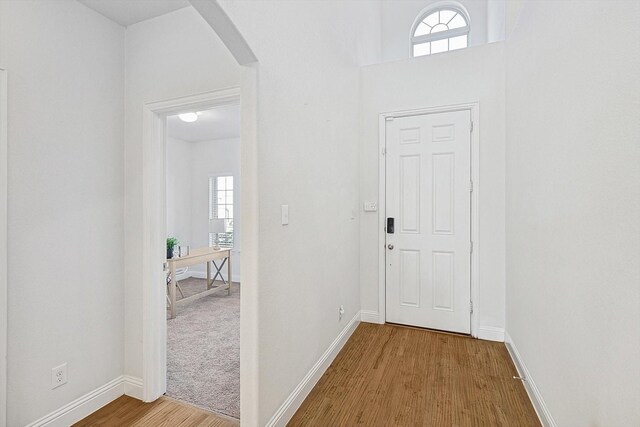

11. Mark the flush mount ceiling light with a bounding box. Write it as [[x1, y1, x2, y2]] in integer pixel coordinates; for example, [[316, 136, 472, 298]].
[[178, 112, 198, 123]]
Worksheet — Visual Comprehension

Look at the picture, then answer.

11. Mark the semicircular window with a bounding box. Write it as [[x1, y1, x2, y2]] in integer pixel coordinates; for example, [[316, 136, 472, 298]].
[[412, 7, 470, 57]]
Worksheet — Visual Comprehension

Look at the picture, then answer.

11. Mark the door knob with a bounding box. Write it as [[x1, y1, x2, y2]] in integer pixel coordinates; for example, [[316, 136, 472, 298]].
[[387, 244, 394, 250]]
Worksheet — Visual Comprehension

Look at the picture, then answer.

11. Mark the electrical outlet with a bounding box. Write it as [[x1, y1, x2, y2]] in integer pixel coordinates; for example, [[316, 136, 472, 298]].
[[339, 305, 345, 321], [51, 363, 67, 389]]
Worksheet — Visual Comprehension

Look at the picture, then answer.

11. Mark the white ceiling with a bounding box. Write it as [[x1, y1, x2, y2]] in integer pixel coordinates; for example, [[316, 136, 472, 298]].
[[78, 0, 190, 27], [167, 104, 241, 142]]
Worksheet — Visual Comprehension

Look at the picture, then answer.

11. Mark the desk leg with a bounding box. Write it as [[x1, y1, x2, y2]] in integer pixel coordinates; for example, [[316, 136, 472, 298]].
[[207, 261, 211, 290], [227, 252, 232, 295], [170, 264, 177, 319]]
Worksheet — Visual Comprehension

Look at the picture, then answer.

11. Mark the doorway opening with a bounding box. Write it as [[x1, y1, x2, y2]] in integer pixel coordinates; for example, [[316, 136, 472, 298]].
[[164, 102, 241, 419], [378, 103, 480, 337], [140, 87, 249, 416]]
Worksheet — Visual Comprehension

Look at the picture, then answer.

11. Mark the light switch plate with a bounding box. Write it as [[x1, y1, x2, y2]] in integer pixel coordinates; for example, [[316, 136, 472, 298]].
[[281, 204, 289, 225]]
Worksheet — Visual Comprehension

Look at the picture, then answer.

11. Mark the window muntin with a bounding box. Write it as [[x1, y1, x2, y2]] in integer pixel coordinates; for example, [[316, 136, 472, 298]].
[[209, 175, 234, 247], [412, 7, 469, 57]]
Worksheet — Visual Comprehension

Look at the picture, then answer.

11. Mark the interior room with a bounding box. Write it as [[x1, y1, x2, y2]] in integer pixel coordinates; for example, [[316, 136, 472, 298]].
[[0, 0, 638, 426], [165, 104, 241, 420]]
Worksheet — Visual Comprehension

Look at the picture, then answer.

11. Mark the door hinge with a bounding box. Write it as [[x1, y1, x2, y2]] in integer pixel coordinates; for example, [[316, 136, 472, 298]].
[[470, 121, 474, 132], [469, 180, 473, 193], [470, 241, 473, 253], [382, 147, 386, 156], [470, 300, 474, 314]]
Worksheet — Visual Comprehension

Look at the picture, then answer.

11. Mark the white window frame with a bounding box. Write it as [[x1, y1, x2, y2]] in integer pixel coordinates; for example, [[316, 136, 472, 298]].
[[209, 173, 235, 248], [411, 1, 471, 56]]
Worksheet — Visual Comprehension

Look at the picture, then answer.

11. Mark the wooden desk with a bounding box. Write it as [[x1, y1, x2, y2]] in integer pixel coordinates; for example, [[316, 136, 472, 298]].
[[166, 247, 231, 319]]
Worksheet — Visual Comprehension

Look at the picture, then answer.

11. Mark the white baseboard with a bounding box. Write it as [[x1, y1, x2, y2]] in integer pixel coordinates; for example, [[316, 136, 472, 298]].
[[360, 310, 380, 324], [504, 332, 556, 427], [24, 375, 142, 427], [476, 326, 505, 342], [265, 311, 361, 427], [123, 375, 144, 400]]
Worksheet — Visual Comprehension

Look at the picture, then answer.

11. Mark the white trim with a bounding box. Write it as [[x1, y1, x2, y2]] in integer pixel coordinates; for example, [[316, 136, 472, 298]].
[[504, 332, 557, 427], [360, 310, 380, 324], [265, 311, 361, 427], [123, 375, 144, 401], [377, 116, 387, 325], [412, 27, 469, 45], [378, 102, 480, 337], [410, 1, 471, 49], [24, 375, 142, 427], [476, 326, 504, 342], [0, 66, 7, 427], [142, 88, 241, 403]]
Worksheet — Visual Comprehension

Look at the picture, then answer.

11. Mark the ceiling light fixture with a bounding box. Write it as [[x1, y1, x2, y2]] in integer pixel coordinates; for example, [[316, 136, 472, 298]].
[[178, 112, 198, 123]]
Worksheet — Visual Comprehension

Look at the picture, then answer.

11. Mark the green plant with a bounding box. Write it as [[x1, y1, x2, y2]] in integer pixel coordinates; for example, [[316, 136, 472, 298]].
[[166, 237, 179, 251]]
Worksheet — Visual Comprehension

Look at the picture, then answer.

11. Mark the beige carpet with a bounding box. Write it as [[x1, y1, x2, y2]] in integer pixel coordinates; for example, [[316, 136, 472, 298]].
[[166, 277, 240, 420]]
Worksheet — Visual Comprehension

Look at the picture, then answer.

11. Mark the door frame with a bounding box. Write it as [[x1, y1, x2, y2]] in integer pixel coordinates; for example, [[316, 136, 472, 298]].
[[377, 102, 480, 338], [0, 66, 7, 426], [141, 87, 241, 402]]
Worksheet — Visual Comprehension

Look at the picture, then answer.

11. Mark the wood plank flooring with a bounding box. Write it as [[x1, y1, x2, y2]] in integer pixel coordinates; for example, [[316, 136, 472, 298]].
[[73, 396, 238, 427], [76, 323, 539, 426], [289, 323, 540, 426]]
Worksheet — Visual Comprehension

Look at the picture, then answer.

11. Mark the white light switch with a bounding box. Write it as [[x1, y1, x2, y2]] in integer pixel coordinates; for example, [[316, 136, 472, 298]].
[[363, 201, 377, 212], [281, 204, 289, 225]]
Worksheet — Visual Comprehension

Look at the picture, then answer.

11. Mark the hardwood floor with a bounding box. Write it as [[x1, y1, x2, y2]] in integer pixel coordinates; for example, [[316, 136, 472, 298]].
[[289, 323, 540, 427], [73, 396, 238, 427], [75, 323, 538, 426]]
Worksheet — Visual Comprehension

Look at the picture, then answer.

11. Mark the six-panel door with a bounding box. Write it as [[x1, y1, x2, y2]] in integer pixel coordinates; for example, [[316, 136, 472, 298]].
[[385, 110, 471, 334]]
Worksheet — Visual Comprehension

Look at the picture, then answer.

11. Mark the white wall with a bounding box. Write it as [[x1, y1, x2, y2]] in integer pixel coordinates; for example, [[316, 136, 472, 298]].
[[505, 1, 640, 425], [360, 42, 506, 337], [166, 136, 193, 247], [381, 0, 488, 62], [0, 1, 125, 424], [124, 6, 240, 380], [486, 0, 506, 43], [218, 1, 380, 424]]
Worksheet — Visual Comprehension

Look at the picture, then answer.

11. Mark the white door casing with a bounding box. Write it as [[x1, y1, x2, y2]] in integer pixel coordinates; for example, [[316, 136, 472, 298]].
[[142, 88, 240, 403], [385, 110, 471, 334], [0, 66, 7, 426]]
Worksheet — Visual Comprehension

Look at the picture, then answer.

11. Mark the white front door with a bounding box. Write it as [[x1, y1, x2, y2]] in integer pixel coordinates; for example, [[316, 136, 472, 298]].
[[385, 110, 471, 334]]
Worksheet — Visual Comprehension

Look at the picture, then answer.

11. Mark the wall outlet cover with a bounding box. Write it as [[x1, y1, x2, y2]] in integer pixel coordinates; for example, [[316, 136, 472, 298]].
[[51, 363, 67, 389]]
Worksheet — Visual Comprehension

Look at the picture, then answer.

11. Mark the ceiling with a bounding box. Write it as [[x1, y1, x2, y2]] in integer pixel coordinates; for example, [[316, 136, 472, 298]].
[[78, 0, 190, 27], [167, 104, 241, 142]]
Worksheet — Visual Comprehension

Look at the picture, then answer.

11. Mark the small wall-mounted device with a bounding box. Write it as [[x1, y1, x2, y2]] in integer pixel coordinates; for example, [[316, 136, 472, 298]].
[[386, 217, 394, 234], [363, 201, 377, 212]]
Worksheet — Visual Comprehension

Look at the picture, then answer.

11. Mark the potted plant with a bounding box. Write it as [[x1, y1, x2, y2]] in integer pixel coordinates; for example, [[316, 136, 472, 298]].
[[166, 237, 179, 259]]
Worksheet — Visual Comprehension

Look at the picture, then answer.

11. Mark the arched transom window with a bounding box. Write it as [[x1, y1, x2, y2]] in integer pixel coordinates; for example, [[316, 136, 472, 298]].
[[412, 6, 470, 57]]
